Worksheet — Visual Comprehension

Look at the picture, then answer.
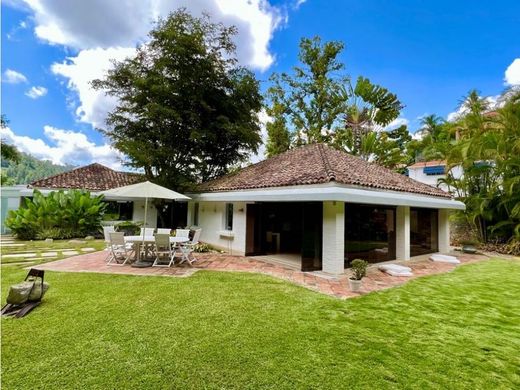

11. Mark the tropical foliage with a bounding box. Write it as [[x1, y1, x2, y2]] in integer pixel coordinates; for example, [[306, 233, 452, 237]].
[[426, 89, 520, 246], [93, 10, 262, 190], [5, 190, 107, 240], [265, 37, 408, 168]]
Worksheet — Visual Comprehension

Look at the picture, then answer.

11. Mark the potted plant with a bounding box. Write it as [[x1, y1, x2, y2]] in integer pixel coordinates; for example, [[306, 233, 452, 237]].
[[349, 259, 368, 292]]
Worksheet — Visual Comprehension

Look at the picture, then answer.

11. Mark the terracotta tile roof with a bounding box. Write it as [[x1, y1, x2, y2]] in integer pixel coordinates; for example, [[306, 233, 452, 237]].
[[30, 163, 144, 191], [407, 160, 446, 169], [197, 144, 451, 199]]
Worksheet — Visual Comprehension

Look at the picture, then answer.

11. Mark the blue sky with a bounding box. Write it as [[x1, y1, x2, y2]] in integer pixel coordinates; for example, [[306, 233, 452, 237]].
[[2, 0, 519, 169]]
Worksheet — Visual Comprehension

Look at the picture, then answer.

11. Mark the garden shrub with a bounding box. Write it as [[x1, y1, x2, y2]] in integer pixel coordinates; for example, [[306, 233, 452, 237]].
[[5, 189, 107, 240]]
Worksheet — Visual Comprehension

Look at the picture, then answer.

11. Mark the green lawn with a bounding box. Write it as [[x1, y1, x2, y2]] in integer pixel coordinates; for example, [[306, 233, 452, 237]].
[[1, 258, 519, 389]]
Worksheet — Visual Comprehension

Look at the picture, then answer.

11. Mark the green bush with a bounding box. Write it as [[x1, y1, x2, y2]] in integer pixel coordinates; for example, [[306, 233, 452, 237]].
[[193, 242, 211, 253], [115, 221, 141, 236], [350, 259, 368, 280], [5, 189, 107, 240]]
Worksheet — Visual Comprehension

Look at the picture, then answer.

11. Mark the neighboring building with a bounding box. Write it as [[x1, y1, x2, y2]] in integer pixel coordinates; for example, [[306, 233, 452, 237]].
[[188, 143, 464, 274], [406, 160, 463, 192], [1, 185, 25, 234]]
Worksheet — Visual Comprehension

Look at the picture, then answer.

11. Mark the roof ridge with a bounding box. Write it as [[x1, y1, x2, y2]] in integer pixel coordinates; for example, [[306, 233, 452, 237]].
[[317, 143, 336, 182]]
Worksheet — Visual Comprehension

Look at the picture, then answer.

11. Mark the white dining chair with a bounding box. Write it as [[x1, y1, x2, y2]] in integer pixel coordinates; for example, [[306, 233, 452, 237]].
[[179, 229, 202, 266], [152, 234, 175, 267], [108, 232, 134, 266], [140, 227, 155, 236], [102, 226, 115, 263], [156, 228, 171, 235]]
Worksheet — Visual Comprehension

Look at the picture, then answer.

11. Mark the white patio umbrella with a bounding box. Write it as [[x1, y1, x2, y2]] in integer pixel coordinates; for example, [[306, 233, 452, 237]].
[[101, 181, 190, 245]]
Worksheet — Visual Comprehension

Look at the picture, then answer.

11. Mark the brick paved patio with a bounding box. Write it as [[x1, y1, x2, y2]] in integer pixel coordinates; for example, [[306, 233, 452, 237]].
[[33, 250, 488, 298]]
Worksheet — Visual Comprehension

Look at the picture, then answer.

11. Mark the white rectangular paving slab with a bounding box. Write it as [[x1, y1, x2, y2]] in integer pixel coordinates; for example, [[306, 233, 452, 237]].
[[81, 248, 96, 252], [62, 251, 79, 256], [41, 252, 58, 257], [2, 253, 37, 258]]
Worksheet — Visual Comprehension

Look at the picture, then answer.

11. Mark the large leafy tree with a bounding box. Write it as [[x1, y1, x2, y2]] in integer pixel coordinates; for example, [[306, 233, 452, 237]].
[[265, 37, 406, 169], [266, 36, 349, 152], [93, 10, 262, 189], [1, 116, 20, 164]]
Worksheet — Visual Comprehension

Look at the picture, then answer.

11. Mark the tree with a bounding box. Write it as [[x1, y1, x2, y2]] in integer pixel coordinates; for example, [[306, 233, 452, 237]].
[[1, 115, 20, 164], [266, 36, 349, 151], [265, 37, 406, 168], [437, 89, 520, 244], [93, 10, 263, 189]]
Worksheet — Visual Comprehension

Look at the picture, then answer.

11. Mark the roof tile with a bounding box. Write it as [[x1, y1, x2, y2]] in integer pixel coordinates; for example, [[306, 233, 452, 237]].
[[197, 144, 451, 199], [30, 163, 144, 191]]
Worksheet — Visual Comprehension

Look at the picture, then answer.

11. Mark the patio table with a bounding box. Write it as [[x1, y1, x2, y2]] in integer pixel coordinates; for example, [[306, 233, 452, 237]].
[[124, 235, 190, 267]]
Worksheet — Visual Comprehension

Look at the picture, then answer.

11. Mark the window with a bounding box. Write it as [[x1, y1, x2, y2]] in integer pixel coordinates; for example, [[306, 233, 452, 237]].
[[423, 166, 445, 175], [225, 203, 233, 231], [193, 203, 199, 226], [104, 201, 133, 221]]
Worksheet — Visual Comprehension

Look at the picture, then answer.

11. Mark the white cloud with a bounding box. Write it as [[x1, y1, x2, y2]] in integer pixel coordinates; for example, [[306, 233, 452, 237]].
[[23, 0, 283, 71], [0, 125, 124, 169], [249, 109, 271, 164], [2, 68, 28, 84], [25, 85, 48, 99], [505, 58, 520, 86], [384, 117, 409, 131], [51, 47, 136, 128]]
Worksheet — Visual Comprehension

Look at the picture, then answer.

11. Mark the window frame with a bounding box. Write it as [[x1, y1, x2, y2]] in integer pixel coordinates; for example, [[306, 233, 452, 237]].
[[224, 203, 233, 231]]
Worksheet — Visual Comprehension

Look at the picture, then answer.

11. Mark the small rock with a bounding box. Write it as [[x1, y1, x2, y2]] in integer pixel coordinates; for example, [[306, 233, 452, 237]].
[[45, 238, 54, 243], [84, 236, 95, 241], [69, 239, 87, 244]]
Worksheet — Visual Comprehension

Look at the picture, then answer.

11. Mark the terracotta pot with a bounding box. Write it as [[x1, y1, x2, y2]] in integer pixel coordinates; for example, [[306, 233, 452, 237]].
[[348, 278, 362, 292]]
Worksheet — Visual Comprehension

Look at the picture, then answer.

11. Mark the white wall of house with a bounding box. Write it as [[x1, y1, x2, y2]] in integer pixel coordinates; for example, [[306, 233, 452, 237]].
[[322, 201, 345, 274], [132, 200, 158, 228], [1, 186, 24, 234], [407, 166, 463, 192], [188, 201, 247, 255]]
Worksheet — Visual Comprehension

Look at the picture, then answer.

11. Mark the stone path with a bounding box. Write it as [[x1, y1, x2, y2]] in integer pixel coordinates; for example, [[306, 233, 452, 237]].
[[33, 251, 490, 299]]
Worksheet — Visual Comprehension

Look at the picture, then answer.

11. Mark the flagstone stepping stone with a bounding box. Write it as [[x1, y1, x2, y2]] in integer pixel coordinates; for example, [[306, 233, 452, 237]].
[[2, 253, 37, 258], [81, 248, 96, 252], [1, 243, 24, 247], [41, 252, 58, 257], [62, 250, 79, 256]]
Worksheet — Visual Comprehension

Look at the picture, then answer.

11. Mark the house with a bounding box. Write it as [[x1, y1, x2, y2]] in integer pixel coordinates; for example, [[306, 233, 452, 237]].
[[187, 143, 464, 274], [1, 163, 174, 231], [406, 160, 463, 192]]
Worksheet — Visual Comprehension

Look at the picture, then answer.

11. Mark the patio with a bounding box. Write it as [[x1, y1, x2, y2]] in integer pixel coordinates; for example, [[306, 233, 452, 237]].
[[33, 250, 488, 298]]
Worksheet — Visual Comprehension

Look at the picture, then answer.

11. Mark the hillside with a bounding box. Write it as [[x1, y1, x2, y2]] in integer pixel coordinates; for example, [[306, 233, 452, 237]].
[[1, 153, 75, 185]]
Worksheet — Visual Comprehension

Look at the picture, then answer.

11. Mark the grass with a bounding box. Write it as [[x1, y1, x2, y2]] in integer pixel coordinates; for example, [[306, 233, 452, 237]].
[[1, 257, 520, 389], [1, 238, 105, 264]]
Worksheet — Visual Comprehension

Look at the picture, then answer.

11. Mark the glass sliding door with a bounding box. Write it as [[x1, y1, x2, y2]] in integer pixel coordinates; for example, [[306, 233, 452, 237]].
[[344, 204, 396, 266], [410, 208, 438, 256]]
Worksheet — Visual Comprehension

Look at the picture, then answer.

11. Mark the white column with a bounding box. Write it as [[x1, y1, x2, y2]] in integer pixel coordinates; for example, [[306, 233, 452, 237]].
[[396, 206, 410, 261], [438, 209, 451, 253], [322, 201, 345, 274]]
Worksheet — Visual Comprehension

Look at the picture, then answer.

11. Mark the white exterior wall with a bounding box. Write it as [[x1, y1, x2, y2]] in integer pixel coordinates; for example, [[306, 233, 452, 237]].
[[438, 209, 451, 253], [396, 206, 410, 261], [194, 201, 247, 256], [322, 201, 345, 274], [132, 200, 158, 228], [407, 165, 463, 193]]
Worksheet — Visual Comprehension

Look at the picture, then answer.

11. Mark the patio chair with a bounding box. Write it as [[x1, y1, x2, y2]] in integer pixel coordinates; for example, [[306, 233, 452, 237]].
[[102, 226, 115, 263], [156, 228, 171, 235], [175, 229, 190, 238], [140, 227, 155, 236], [152, 234, 175, 267], [179, 229, 202, 266], [108, 232, 134, 266]]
